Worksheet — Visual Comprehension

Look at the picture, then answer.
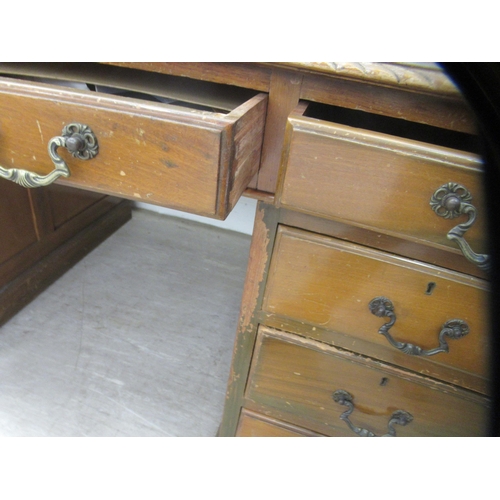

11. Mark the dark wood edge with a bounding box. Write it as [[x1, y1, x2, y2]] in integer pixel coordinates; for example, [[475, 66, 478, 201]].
[[218, 202, 279, 436], [243, 188, 274, 203], [0, 201, 131, 327], [258, 312, 489, 397], [237, 408, 324, 437], [100, 62, 273, 92], [0, 195, 124, 286], [278, 204, 488, 280]]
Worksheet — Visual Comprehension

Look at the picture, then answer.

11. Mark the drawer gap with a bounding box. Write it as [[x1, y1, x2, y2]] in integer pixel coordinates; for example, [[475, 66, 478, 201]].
[[0, 62, 260, 114], [302, 101, 480, 153]]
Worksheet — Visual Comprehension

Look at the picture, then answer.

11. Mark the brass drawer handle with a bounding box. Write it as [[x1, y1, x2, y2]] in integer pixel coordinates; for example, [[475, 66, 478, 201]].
[[430, 182, 490, 271], [0, 123, 98, 188], [369, 296, 469, 356], [332, 390, 413, 437]]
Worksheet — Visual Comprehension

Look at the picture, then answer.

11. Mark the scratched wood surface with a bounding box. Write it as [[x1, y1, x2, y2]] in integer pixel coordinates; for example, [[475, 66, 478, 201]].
[[217, 202, 282, 436], [236, 409, 321, 437], [244, 327, 489, 437], [0, 77, 267, 219], [277, 106, 486, 257], [104, 63, 476, 133], [263, 226, 490, 394]]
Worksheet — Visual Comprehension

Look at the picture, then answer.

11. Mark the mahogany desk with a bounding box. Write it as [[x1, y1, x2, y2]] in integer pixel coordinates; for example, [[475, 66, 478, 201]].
[[0, 63, 492, 436]]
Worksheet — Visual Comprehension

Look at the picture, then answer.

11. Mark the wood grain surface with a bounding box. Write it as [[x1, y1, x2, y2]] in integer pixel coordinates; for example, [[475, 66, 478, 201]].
[[245, 327, 489, 437], [236, 409, 321, 437], [0, 180, 38, 265], [263, 226, 490, 393], [0, 78, 267, 219], [278, 108, 486, 256]]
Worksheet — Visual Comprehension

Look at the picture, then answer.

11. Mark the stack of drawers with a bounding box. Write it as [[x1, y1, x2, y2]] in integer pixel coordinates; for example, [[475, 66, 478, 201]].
[[220, 99, 491, 437]]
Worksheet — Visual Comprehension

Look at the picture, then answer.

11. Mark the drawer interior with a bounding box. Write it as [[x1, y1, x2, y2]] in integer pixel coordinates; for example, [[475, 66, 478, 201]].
[[302, 100, 480, 154], [0, 67, 267, 219], [279, 101, 486, 263], [0, 62, 259, 114]]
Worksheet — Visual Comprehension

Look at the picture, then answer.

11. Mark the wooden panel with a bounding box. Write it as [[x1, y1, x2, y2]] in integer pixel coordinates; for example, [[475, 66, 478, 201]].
[[0, 180, 37, 266], [0, 63, 261, 114], [218, 202, 278, 437], [300, 72, 476, 134], [0, 78, 267, 219], [263, 226, 490, 393], [100, 62, 273, 92], [0, 200, 131, 326], [279, 205, 486, 278], [256, 69, 302, 193], [236, 409, 320, 437], [103, 63, 476, 133], [246, 327, 489, 437], [0, 194, 123, 288], [225, 94, 268, 212], [278, 109, 486, 255], [47, 184, 106, 229]]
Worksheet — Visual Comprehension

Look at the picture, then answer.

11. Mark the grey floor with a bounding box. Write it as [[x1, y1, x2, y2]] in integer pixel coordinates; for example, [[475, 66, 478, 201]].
[[0, 208, 251, 436]]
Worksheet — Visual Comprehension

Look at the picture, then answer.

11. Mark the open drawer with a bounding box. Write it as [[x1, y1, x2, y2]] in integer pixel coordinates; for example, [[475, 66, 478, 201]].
[[277, 101, 488, 271], [0, 63, 268, 219]]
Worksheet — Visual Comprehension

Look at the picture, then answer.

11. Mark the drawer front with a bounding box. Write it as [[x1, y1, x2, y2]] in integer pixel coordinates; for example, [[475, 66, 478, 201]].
[[278, 109, 486, 258], [0, 78, 267, 219], [263, 226, 489, 393], [246, 327, 489, 437]]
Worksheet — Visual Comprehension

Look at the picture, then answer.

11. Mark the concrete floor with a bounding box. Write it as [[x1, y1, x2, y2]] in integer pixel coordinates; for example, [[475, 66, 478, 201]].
[[0, 208, 251, 436]]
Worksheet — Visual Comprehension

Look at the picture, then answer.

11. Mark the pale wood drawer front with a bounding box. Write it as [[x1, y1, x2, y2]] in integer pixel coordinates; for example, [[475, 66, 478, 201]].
[[245, 327, 489, 437], [0, 77, 267, 219], [278, 105, 486, 260], [263, 226, 490, 394]]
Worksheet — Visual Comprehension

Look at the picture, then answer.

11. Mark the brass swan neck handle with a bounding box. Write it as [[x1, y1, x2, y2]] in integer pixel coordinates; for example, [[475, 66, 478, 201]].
[[430, 182, 490, 272], [0, 123, 98, 188], [333, 390, 413, 437], [369, 296, 469, 357]]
